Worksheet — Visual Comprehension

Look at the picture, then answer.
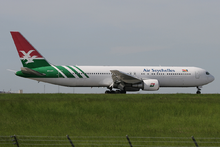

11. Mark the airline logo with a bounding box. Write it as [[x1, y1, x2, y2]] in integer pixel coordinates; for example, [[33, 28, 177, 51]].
[[20, 50, 38, 64], [182, 69, 188, 72], [143, 68, 175, 73], [150, 83, 155, 87]]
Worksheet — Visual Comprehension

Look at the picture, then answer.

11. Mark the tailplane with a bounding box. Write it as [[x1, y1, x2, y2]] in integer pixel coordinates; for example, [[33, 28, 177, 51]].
[[10, 31, 51, 68]]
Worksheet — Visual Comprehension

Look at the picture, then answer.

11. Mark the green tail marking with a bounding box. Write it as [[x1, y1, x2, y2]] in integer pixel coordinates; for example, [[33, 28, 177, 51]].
[[21, 59, 50, 69]]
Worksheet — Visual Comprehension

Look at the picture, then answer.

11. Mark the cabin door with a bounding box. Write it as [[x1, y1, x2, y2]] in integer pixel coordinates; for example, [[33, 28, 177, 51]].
[[195, 71, 200, 79]]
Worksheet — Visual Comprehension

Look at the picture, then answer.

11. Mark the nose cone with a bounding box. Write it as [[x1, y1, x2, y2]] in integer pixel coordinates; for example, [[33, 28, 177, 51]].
[[208, 75, 215, 83]]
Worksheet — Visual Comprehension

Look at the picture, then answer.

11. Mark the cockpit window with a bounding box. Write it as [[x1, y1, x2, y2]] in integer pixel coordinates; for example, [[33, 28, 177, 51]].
[[206, 71, 210, 75]]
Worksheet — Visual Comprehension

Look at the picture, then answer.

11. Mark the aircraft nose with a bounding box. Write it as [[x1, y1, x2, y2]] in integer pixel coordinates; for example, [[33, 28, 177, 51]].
[[208, 75, 215, 83]]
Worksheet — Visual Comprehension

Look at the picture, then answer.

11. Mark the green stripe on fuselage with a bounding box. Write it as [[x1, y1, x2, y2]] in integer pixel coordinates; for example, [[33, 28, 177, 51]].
[[67, 66, 83, 78], [56, 66, 75, 78], [74, 66, 89, 78], [38, 66, 63, 78]]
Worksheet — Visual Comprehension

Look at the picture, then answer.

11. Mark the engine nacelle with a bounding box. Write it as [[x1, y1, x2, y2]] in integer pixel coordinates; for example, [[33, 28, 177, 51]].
[[132, 79, 159, 91], [142, 79, 159, 91]]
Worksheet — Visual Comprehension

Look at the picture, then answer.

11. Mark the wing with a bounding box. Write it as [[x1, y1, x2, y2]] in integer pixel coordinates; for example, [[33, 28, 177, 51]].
[[110, 70, 142, 84]]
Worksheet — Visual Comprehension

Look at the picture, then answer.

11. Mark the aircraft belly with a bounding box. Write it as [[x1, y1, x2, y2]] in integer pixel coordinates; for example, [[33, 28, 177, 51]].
[[168, 78, 184, 87], [31, 77, 112, 87], [159, 76, 202, 87]]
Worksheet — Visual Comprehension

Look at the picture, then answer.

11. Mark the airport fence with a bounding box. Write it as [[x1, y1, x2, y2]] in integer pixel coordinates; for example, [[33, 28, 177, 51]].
[[1, 135, 220, 147]]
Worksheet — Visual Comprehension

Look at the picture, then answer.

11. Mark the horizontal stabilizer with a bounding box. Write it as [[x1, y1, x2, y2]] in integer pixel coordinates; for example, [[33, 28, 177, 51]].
[[7, 69, 17, 73], [21, 67, 45, 76]]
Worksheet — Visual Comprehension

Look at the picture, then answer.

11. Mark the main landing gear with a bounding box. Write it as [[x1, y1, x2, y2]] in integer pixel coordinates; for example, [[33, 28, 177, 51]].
[[196, 86, 201, 94], [105, 90, 126, 94], [106, 85, 126, 94]]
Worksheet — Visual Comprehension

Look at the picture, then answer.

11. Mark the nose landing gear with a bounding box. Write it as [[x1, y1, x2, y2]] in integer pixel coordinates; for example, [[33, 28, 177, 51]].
[[196, 86, 201, 94]]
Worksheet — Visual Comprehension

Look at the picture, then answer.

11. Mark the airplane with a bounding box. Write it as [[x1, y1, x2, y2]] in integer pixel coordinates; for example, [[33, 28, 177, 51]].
[[10, 31, 215, 94]]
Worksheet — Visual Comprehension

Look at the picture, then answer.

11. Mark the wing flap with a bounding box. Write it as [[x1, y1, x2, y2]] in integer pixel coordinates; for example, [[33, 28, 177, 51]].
[[110, 70, 142, 84]]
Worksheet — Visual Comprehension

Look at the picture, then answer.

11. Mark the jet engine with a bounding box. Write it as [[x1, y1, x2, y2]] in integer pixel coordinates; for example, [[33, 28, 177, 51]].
[[132, 79, 159, 91]]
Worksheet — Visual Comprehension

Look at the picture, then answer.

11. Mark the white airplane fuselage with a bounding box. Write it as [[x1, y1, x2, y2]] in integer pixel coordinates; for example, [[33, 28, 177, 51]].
[[31, 66, 214, 88]]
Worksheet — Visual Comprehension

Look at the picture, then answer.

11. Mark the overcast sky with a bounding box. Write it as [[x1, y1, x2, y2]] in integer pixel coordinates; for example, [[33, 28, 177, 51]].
[[1, 0, 219, 94]]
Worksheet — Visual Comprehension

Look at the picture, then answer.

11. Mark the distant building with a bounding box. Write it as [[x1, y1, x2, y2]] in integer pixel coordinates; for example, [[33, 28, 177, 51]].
[[0, 90, 23, 94]]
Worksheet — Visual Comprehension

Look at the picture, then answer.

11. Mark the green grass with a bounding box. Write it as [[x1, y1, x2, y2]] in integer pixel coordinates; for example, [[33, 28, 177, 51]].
[[0, 94, 220, 146]]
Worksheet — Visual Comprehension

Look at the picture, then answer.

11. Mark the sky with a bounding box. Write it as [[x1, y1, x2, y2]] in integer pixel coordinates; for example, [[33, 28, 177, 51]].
[[0, 0, 219, 94]]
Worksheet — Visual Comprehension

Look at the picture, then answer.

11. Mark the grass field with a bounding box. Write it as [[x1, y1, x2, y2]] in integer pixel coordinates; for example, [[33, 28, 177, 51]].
[[0, 94, 220, 146]]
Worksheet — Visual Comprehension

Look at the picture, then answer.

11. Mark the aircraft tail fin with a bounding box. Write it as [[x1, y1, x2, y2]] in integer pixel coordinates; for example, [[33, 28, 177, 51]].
[[10, 31, 51, 68]]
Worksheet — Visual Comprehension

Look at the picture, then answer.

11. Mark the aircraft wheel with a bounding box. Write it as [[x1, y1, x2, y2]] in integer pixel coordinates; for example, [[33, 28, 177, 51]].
[[116, 90, 121, 93], [105, 90, 126, 94], [121, 91, 126, 94], [118, 90, 126, 94], [105, 90, 116, 94], [196, 90, 201, 94], [196, 86, 201, 94]]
